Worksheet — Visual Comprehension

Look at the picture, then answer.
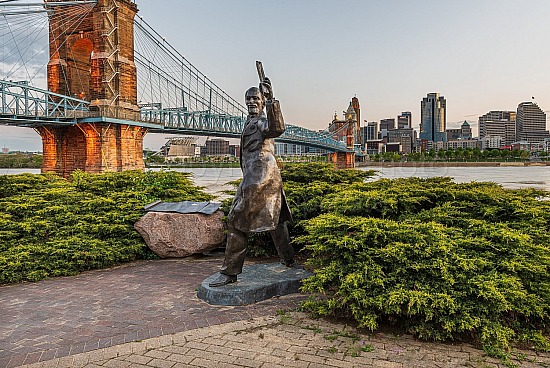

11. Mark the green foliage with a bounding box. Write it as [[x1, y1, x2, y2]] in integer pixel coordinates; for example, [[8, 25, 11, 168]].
[[221, 162, 375, 257], [0, 153, 42, 168], [297, 177, 550, 359], [282, 162, 375, 227], [281, 162, 373, 185], [0, 170, 213, 284], [398, 148, 533, 162]]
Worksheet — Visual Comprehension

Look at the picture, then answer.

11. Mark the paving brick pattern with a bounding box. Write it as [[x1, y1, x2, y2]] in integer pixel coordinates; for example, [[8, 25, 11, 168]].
[[2, 257, 549, 368], [0, 257, 304, 368], [14, 313, 550, 368]]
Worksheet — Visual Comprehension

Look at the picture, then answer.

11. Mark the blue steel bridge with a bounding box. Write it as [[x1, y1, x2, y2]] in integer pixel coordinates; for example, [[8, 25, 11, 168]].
[[0, 0, 356, 158]]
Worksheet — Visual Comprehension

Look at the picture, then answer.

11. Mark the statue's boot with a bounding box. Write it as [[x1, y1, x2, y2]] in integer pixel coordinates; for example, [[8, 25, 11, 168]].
[[208, 273, 237, 287], [282, 258, 296, 267], [270, 223, 295, 267]]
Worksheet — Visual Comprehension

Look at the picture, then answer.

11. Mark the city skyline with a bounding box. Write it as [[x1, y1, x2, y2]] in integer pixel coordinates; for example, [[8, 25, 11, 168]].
[[1, 0, 549, 151]]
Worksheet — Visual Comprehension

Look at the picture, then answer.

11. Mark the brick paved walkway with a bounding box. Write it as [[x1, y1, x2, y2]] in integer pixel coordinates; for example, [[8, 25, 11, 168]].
[[12, 313, 550, 368], [2, 257, 549, 368], [0, 257, 304, 368]]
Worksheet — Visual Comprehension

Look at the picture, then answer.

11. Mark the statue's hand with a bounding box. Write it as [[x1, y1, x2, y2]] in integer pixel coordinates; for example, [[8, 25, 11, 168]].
[[260, 77, 273, 101]]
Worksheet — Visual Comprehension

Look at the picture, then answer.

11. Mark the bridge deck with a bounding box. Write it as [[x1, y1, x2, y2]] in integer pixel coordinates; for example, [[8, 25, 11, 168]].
[[0, 80, 357, 153]]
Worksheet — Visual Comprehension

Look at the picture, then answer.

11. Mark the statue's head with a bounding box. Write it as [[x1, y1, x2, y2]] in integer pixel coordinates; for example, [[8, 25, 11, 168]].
[[245, 87, 265, 116]]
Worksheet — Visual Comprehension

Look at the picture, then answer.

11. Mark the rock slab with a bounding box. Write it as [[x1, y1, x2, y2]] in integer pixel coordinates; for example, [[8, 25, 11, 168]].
[[134, 211, 225, 258], [197, 263, 312, 306]]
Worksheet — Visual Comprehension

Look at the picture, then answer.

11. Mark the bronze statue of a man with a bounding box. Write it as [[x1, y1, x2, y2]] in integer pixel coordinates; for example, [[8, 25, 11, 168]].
[[209, 75, 294, 287]]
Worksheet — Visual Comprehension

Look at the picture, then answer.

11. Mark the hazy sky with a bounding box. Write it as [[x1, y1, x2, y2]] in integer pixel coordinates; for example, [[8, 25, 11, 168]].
[[1, 0, 549, 151]]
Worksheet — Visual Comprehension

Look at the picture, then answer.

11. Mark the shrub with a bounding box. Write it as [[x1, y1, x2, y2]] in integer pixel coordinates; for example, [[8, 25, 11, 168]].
[[221, 162, 375, 257], [298, 177, 550, 360], [0, 170, 213, 284]]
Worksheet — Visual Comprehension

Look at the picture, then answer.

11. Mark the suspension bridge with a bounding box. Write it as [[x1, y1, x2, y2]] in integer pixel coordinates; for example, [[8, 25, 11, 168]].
[[0, 0, 358, 175]]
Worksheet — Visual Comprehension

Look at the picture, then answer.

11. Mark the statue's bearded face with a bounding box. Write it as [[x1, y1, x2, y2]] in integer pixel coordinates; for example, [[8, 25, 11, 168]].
[[245, 88, 265, 116]]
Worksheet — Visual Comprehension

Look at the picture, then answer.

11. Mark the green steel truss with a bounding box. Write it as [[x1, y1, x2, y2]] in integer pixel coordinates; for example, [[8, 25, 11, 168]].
[[0, 80, 90, 126], [0, 79, 352, 152]]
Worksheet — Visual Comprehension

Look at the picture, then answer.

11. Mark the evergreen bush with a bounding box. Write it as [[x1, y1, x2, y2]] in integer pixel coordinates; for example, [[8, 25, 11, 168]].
[[0, 170, 213, 284], [297, 176, 550, 360], [220, 162, 375, 257]]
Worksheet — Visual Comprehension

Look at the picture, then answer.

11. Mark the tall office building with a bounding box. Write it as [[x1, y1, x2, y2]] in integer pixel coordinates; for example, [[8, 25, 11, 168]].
[[366, 121, 378, 140], [388, 128, 414, 153], [205, 138, 230, 156], [420, 93, 446, 142], [516, 102, 549, 144], [397, 111, 412, 129], [380, 118, 395, 131], [479, 111, 516, 146], [361, 122, 378, 143], [362, 121, 381, 154]]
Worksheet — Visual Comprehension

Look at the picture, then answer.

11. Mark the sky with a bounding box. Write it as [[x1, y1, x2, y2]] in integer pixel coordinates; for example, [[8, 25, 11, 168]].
[[1, 0, 550, 151]]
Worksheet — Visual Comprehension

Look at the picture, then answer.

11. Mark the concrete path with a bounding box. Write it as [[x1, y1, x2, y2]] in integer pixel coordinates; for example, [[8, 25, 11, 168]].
[[1, 257, 548, 368]]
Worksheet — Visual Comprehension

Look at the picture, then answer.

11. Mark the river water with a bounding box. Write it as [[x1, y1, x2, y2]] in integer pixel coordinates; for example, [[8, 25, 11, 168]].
[[156, 166, 550, 193], [2, 166, 549, 198]]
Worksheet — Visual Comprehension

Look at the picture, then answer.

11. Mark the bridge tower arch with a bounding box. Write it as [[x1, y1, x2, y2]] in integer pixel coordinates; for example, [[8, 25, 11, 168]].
[[43, 0, 145, 176], [327, 98, 359, 168], [68, 37, 94, 101]]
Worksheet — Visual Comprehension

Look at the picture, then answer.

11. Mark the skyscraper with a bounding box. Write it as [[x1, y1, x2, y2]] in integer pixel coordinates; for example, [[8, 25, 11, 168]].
[[516, 102, 549, 144], [388, 128, 414, 153], [420, 93, 446, 142], [397, 111, 412, 129], [379, 118, 395, 131], [478, 111, 516, 146], [364, 121, 378, 141]]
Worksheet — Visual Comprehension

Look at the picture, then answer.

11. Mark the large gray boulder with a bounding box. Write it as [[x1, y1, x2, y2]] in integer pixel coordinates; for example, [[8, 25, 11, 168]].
[[134, 211, 226, 258]]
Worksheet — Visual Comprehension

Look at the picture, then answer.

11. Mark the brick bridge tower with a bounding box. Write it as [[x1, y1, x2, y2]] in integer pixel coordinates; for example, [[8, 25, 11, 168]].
[[38, 0, 145, 176], [328, 97, 358, 168]]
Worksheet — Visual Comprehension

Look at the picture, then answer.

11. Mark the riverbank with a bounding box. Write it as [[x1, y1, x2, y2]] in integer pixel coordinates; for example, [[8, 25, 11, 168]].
[[3, 158, 549, 170], [146, 162, 240, 169], [359, 161, 549, 167]]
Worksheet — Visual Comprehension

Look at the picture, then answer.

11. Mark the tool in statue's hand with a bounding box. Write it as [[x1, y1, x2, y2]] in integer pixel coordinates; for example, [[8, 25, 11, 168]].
[[256, 61, 273, 100]]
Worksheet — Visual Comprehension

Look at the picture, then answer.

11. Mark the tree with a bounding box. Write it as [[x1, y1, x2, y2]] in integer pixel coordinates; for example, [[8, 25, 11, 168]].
[[519, 150, 530, 160], [408, 152, 420, 161], [455, 147, 464, 161], [445, 149, 454, 161], [500, 150, 510, 159], [464, 148, 473, 160], [473, 147, 482, 160]]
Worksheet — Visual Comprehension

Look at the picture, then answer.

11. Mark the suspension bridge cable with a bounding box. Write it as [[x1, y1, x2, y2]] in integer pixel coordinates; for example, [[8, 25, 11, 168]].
[[4, 11, 32, 82], [56, 3, 96, 97], [133, 16, 246, 118], [45, 3, 95, 92], [2, 11, 50, 78], [1, 1, 95, 89]]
